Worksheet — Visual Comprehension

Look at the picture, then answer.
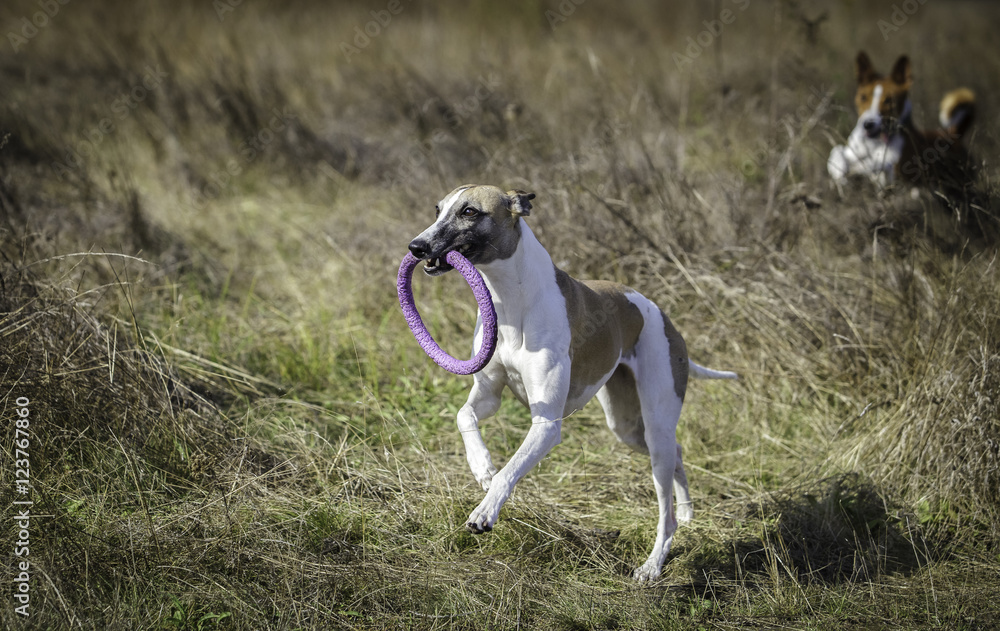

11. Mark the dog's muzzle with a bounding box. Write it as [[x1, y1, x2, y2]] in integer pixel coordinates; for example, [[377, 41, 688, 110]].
[[863, 118, 882, 139], [408, 239, 455, 276]]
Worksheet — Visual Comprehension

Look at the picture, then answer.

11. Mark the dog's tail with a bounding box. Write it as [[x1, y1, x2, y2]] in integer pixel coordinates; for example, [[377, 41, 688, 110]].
[[689, 361, 738, 380], [939, 88, 976, 139]]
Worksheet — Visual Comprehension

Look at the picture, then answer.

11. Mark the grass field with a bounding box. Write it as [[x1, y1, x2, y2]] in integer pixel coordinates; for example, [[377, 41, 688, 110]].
[[2, 0, 1000, 628]]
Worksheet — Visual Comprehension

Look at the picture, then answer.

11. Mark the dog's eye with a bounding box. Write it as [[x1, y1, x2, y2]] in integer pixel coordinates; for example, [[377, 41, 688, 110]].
[[434, 205, 441, 217], [461, 206, 479, 217], [860, 95, 868, 103]]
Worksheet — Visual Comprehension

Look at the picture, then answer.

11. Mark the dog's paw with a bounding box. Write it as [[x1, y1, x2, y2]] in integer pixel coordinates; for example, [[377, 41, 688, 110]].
[[632, 562, 662, 583], [465, 508, 497, 534], [466, 496, 502, 534], [464, 520, 492, 534]]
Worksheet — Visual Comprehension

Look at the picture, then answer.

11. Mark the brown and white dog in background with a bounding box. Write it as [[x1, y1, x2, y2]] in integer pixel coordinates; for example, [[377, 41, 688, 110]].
[[828, 52, 976, 191]]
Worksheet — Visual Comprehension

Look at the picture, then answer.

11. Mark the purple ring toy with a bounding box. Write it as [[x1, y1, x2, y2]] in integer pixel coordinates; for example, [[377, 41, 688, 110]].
[[397, 250, 498, 375]]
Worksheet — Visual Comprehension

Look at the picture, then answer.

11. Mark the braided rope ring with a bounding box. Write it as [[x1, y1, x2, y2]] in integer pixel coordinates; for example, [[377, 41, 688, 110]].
[[397, 251, 498, 375]]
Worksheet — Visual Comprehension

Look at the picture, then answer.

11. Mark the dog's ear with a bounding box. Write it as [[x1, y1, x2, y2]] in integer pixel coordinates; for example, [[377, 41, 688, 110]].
[[855, 51, 878, 84], [507, 190, 535, 216], [890, 55, 912, 88]]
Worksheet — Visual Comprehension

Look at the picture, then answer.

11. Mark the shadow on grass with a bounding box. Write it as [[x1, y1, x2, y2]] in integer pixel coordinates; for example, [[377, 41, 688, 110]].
[[683, 473, 931, 593]]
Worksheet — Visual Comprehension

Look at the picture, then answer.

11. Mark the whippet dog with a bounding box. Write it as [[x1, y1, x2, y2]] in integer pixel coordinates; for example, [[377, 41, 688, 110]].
[[408, 185, 737, 581]]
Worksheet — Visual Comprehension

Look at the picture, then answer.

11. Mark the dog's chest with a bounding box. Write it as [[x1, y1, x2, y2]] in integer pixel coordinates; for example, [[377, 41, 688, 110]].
[[485, 274, 644, 416], [482, 287, 571, 411], [490, 305, 571, 406], [496, 360, 530, 408], [489, 346, 613, 417]]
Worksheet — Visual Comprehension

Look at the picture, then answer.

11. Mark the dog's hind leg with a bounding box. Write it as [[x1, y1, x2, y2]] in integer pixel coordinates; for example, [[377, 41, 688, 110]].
[[673, 443, 693, 523], [596, 364, 691, 526], [595, 364, 648, 453], [627, 302, 690, 582], [597, 363, 690, 577], [632, 391, 683, 582]]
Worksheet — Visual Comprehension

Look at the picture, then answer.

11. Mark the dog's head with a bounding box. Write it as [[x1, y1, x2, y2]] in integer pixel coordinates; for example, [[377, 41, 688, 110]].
[[408, 185, 535, 276], [852, 52, 912, 140]]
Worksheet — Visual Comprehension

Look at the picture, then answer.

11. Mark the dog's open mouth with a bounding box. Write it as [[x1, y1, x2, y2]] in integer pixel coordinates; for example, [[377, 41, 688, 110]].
[[423, 256, 454, 276], [873, 119, 901, 142], [422, 245, 474, 276]]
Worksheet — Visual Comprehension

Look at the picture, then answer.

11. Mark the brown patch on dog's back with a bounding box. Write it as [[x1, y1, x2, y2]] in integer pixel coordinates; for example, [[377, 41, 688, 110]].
[[662, 312, 688, 400], [554, 269, 644, 399]]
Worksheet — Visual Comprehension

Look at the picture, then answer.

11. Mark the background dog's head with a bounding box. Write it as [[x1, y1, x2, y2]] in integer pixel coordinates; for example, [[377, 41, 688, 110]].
[[852, 51, 913, 140], [408, 185, 536, 275]]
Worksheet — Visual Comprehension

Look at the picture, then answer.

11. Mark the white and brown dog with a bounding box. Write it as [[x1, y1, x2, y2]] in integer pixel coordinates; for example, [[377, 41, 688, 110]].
[[408, 184, 737, 581], [828, 52, 976, 189]]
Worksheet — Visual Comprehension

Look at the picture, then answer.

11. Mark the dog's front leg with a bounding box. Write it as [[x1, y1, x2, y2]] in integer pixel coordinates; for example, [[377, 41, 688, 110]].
[[466, 357, 569, 533], [457, 375, 503, 490], [465, 418, 562, 533], [827, 144, 850, 188]]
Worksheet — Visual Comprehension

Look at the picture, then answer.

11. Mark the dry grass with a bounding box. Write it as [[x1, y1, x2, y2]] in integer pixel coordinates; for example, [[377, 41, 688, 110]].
[[2, 0, 1000, 628]]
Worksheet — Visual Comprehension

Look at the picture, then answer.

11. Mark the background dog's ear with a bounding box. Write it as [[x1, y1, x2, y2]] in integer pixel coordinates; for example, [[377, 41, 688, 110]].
[[855, 51, 878, 84], [507, 190, 535, 216], [890, 55, 912, 88]]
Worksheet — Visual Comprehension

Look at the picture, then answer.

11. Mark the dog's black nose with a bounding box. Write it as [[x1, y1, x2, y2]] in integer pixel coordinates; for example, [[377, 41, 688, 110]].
[[863, 119, 879, 133], [409, 239, 430, 260]]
